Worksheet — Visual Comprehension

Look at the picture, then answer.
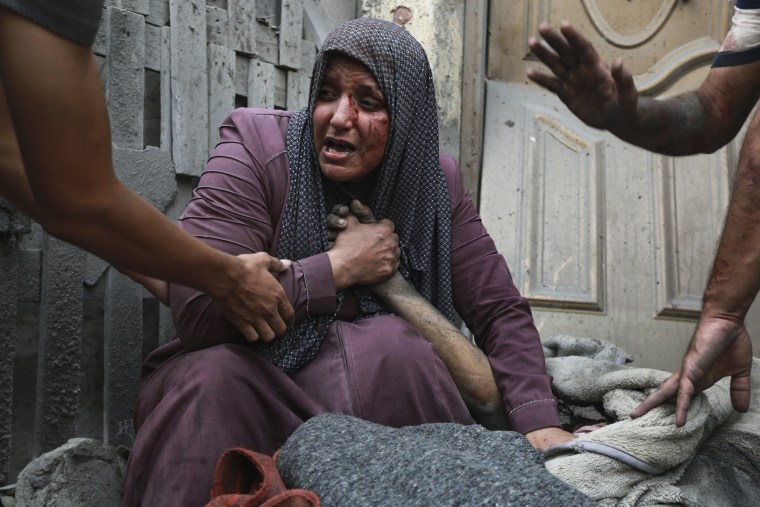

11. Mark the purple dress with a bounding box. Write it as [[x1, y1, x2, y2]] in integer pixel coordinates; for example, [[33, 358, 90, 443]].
[[122, 109, 560, 506]]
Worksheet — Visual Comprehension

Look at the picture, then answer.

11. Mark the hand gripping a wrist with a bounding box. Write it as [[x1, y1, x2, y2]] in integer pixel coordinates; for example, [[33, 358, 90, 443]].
[[326, 200, 400, 289], [216, 253, 295, 343]]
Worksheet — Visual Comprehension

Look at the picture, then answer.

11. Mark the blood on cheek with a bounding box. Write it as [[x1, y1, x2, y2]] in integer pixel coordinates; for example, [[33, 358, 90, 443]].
[[365, 115, 390, 158], [347, 94, 360, 123]]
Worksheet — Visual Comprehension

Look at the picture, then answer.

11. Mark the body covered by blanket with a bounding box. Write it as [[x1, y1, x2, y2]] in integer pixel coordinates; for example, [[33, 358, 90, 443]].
[[544, 335, 760, 507], [277, 413, 596, 507]]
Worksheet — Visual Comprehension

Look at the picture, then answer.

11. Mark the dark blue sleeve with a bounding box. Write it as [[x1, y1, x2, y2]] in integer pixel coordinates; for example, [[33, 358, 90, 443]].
[[712, 46, 760, 67], [737, 1, 760, 9]]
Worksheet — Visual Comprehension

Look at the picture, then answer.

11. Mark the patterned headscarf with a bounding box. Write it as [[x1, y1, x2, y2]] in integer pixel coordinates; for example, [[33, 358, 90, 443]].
[[258, 17, 455, 374]]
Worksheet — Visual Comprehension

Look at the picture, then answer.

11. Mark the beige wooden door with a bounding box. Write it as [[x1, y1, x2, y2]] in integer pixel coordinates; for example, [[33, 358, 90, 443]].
[[477, 0, 757, 371]]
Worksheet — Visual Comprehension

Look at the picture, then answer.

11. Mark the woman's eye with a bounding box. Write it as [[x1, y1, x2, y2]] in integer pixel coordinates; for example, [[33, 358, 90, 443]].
[[317, 88, 335, 100], [360, 98, 382, 110]]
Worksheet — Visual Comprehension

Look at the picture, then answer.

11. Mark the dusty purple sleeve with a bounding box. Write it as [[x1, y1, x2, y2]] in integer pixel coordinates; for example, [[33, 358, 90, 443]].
[[442, 155, 561, 434], [169, 110, 337, 351]]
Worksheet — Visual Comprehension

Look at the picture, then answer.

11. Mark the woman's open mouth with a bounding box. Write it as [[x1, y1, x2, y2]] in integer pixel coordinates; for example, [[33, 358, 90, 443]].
[[325, 138, 356, 155]]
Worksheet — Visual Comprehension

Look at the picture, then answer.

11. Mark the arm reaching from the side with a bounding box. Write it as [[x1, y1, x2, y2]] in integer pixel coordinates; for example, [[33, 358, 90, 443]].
[[329, 201, 575, 446], [0, 10, 295, 342], [527, 21, 760, 155], [631, 107, 760, 424]]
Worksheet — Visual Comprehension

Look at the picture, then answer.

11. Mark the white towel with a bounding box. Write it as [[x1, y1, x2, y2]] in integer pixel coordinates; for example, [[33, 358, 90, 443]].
[[543, 336, 759, 506]]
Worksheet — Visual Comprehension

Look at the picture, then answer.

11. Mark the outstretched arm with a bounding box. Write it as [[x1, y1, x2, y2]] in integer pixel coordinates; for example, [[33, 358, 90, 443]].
[[0, 108, 171, 306], [527, 21, 760, 155], [327, 201, 508, 429], [631, 106, 760, 425], [373, 271, 510, 430], [0, 8, 293, 340], [375, 257, 574, 447]]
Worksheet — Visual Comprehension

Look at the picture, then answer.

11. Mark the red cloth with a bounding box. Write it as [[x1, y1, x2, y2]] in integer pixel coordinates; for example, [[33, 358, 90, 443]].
[[261, 490, 320, 507], [206, 448, 319, 507]]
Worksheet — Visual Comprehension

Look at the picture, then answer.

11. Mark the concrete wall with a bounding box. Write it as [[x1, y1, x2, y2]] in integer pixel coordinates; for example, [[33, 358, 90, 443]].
[[315, 0, 360, 26]]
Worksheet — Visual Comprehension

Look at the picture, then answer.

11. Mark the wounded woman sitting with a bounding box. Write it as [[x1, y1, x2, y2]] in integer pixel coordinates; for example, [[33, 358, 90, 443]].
[[122, 17, 575, 506]]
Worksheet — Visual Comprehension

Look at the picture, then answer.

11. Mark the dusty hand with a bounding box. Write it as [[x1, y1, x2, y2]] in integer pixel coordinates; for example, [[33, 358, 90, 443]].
[[526, 21, 638, 131], [326, 200, 399, 288], [216, 252, 295, 343], [630, 315, 753, 426], [326, 203, 351, 249], [326, 199, 379, 248], [525, 426, 576, 451]]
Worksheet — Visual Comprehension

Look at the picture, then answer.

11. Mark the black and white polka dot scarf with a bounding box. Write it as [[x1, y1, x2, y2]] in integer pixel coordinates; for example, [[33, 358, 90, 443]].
[[258, 17, 455, 374]]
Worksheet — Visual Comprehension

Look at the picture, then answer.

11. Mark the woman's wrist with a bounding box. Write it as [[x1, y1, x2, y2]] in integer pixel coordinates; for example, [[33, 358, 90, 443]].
[[326, 249, 351, 291]]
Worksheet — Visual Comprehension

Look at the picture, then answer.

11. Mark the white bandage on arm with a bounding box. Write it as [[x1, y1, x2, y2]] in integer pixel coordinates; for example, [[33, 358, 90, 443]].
[[721, 5, 760, 52], [713, 5, 760, 67]]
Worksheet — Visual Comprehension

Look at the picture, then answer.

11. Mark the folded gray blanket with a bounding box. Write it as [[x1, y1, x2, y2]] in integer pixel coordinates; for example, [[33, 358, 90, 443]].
[[277, 413, 597, 506], [543, 334, 634, 366]]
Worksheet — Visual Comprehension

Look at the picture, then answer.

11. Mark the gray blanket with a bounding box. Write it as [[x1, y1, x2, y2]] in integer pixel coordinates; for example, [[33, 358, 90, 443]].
[[276, 335, 760, 506], [277, 413, 596, 506], [544, 335, 760, 507]]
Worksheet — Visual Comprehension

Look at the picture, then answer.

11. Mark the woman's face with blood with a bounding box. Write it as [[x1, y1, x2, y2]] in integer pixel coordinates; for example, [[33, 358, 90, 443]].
[[312, 53, 390, 185]]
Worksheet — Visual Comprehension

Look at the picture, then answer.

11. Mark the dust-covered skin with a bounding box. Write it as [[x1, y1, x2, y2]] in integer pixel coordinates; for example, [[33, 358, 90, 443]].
[[326, 200, 577, 449], [526, 21, 760, 155], [526, 19, 760, 426], [326, 200, 508, 429], [631, 315, 752, 426], [631, 109, 760, 426]]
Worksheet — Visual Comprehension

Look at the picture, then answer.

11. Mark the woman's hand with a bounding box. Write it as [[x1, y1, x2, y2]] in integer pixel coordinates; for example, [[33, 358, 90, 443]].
[[525, 426, 576, 451], [326, 200, 400, 290]]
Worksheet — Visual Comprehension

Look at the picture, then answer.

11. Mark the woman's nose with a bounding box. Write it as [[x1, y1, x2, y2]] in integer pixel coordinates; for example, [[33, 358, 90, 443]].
[[330, 94, 355, 128]]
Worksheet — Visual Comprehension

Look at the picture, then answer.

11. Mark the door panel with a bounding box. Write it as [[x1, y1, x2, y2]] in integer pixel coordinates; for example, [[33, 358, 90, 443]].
[[479, 0, 749, 371], [489, 0, 730, 87], [519, 100, 605, 311]]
